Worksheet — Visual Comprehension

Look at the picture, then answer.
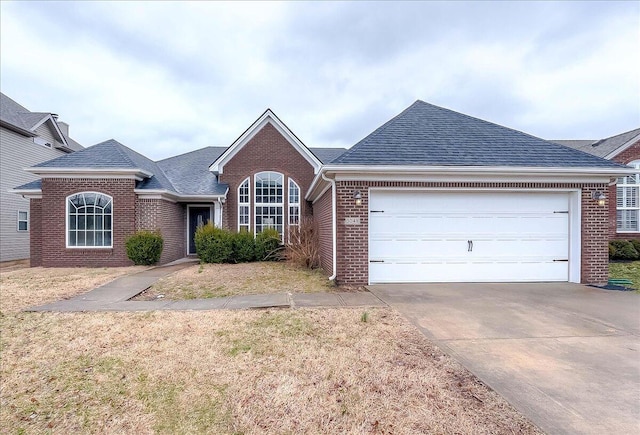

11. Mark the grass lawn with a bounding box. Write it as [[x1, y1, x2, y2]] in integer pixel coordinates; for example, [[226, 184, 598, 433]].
[[0, 268, 541, 434], [0, 266, 148, 312], [133, 262, 338, 300], [609, 261, 640, 291]]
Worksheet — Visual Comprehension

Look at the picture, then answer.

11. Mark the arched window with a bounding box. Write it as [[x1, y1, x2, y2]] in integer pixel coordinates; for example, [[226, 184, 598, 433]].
[[238, 177, 250, 232], [617, 160, 640, 232], [254, 172, 283, 236], [67, 192, 113, 247]]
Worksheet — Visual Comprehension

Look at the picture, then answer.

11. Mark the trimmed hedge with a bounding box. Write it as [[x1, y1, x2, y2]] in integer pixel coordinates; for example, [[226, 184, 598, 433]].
[[195, 224, 283, 263], [609, 240, 640, 261], [125, 230, 164, 265]]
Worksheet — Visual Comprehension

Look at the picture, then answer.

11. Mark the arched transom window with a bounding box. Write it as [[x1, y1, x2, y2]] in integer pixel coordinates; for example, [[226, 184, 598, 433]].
[[67, 192, 113, 247], [617, 160, 640, 232]]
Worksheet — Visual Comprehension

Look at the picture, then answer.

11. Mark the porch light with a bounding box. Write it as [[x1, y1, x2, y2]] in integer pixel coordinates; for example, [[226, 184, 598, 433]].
[[353, 190, 363, 206], [592, 191, 606, 207]]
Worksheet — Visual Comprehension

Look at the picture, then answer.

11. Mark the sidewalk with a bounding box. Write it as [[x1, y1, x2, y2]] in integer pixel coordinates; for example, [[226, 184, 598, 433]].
[[27, 259, 386, 312]]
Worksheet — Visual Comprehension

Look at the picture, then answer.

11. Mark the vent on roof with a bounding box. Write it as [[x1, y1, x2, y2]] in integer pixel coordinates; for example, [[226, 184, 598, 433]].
[[591, 139, 605, 147]]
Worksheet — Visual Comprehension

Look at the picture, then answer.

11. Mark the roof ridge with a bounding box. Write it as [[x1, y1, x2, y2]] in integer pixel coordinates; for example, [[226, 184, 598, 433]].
[[602, 127, 640, 141], [109, 140, 178, 192], [157, 145, 228, 163]]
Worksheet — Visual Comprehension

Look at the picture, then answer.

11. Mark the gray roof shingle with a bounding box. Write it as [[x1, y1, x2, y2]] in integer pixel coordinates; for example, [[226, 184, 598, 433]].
[[1, 92, 84, 151], [33, 140, 229, 196], [310, 147, 347, 164], [332, 100, 626, 168], [157, 147, 229, 196], [553, 128, 640, 159]]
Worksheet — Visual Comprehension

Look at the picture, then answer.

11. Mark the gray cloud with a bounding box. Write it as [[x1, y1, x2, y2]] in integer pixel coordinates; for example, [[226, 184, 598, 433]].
[[1, 1, 638, 160]]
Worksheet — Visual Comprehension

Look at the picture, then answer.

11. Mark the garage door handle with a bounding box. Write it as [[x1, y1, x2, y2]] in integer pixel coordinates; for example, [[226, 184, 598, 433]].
[[553, 259, 568, 262], [468, 240, 473, 252], [370, 210, 385, 213], [369, 260, 385, 263]]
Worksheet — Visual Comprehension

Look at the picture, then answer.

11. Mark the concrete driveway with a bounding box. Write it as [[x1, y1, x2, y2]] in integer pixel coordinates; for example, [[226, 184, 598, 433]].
[[369, 282, 640, 435]]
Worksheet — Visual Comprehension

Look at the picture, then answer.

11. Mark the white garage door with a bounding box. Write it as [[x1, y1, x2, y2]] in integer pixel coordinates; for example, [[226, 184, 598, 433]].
[[369, 190, 571, 283]]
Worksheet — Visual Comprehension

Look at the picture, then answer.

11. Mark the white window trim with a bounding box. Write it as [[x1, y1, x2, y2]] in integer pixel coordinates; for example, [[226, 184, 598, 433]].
[[288, 178, 301, 243], [254, 171, 284, 241], [238, 177, 251, 232], [66, 192, 113, 249], [617, 160, 640, 233], [17, 211, 29, 232], [33, 136, 52, 148]]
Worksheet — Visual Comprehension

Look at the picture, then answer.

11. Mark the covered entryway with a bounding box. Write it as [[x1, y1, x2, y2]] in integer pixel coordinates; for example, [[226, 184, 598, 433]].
[[368, 190, 580, 283]]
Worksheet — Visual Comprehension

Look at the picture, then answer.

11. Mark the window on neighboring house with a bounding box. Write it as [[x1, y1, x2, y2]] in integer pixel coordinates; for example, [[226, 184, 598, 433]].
[[67, 192, 113, 247], [17, 211, 28, 231], [238, 177, 250, 232], [33, 137, 52, 148], [288, 179, 300, 241], [254, 171, 283, 238], [617, 160, 640, 232]]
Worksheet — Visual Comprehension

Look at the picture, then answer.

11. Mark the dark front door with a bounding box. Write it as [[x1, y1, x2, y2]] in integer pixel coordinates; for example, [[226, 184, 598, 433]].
[[188, 206, 211, 255]]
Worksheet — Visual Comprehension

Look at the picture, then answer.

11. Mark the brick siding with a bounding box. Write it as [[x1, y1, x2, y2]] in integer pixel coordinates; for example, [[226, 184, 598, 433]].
[[38, 178, 136, 267], [609, 139, 640, 240], [29, 199, 42, 267], [333, 181, 610, 286], [219, 122, 316, 241], [136, 198, 186, 264], [312, 187, 333, 276]]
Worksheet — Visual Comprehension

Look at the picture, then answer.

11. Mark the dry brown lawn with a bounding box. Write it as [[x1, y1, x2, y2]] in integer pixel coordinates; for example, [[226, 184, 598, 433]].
[[0, 267, 542, 434], [135, 262, 337, 300], [0, 266, 147, 312]]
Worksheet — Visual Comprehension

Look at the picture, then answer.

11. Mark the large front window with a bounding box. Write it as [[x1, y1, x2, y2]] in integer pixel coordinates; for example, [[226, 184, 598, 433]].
[[67, 192, 113, 247], [617, 160, 640, 232], [254, 172, 283, 235]]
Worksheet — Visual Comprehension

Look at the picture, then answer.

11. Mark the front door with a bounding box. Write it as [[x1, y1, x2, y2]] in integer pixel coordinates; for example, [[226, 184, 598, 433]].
[[188, 206, 212, 255]]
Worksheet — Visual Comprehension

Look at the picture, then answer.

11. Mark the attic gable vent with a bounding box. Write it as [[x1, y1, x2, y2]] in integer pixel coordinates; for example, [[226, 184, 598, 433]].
[[33, 137, 52, 148]]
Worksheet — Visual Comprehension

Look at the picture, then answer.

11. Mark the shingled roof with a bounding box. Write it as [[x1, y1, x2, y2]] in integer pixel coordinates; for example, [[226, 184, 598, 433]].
[[332, 100, 625, 168], [553, 128, 640, 159], [1, 92, 83, 152]]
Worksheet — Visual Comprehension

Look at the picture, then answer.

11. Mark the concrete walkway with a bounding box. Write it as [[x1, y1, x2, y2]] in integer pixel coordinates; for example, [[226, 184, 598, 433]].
[[28, 260, 385, 312]]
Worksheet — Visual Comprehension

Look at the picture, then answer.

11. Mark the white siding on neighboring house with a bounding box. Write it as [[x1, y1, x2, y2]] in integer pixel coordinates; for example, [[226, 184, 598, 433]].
[[0, 122, 70, 262]]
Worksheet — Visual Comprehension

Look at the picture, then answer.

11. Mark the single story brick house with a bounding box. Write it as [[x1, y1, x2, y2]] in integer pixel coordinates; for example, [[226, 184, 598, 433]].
[[553, 128, 640, 241], [14, 101, 632, 285]]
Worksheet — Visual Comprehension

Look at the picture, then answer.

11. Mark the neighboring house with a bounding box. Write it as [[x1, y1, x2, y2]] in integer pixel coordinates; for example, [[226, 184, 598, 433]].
[[14, 101, 631, 286], [554, 128, 640, 240], [0, 92, 83, 263]]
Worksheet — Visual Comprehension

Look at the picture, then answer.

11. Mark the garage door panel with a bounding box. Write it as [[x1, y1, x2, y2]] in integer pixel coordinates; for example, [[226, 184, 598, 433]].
[[369, 190, 571, 283]]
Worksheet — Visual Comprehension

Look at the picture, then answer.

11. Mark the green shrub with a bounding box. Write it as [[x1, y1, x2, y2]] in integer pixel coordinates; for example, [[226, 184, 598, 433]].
[[255, 228, 283, 261], [125, 230, 164, 265], [195, 224, 232, 263], [630, 240, 640, 255], [231, 231, 256, 263], [609, 240, 640, 261]]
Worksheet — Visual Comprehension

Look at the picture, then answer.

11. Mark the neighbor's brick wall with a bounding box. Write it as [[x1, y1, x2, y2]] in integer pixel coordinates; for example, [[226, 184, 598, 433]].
[[219, 122, 316, 242], [29, 199, 42, 267], [609, 139, 640, 240], [313, 187, 333, 276], [333, 181, 610, 286], [38, 178, 136, 267], [136, 198, 186, 264]]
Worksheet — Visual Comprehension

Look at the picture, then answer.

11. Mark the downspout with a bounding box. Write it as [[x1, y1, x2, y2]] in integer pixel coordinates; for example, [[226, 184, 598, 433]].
[[321, 171, 337, 281]]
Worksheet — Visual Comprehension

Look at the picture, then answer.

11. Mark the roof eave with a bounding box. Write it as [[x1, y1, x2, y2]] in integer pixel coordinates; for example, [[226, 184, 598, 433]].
[[209, 110, 322, 175], [134, 188, 229, 203], [25, 167, 154, 181], [0, 120, 37, 137], [305, 165, 634, 202], [603, 133, 640, 160], [9, 188, 42, 199]]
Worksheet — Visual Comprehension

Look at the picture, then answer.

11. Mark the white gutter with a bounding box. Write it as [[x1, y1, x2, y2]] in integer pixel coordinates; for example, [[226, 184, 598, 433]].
[[321, 171, 337, 281], [318, 164, 637, 175]]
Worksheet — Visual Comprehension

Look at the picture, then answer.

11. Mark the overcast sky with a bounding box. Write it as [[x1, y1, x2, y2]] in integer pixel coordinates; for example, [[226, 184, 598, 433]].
[[1, 1, 638, 160]]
